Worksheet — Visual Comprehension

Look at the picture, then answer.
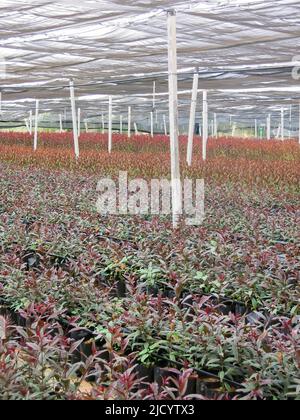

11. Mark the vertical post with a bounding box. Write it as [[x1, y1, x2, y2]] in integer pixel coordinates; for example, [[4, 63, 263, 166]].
[[202, 90, 208, 161], [33, 99, 39, 151], [128, 106, 131, 138], [163, 114, 168, 136], [168, 10, 182, 227], [289, 106, 291, 139], [232, 123, 236, 137], [289, 105, 293, 140], [0, 91, 2, 114], [29, 110, 33, 135], [134, 123, 139, 135], [214, 113, 217, 138], [267, 114, 271, 140], [289, 105, 292, 139], [69, 80, 80, 159], [187, 71, 199, 166], [120, 115, 123, 134], [77, 108, 81, 137], [24, 119, 30, 134], [299, 103, 300, 145], [153, 81, 158, 127], [150, 112, 154, 137], [288, 105, 291, 139], [59, 114, 63, 133], [85, 121, 88, 133], [108, 96, 112, 153], [255, 119, 258, 138], [276, 123, 281, 139], [281, 108, 284, 141], [101, 114, 105, 134]]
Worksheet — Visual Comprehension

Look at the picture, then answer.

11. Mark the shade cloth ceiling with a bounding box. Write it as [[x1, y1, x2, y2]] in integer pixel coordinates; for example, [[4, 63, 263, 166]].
[[0, 0, 300, 125]]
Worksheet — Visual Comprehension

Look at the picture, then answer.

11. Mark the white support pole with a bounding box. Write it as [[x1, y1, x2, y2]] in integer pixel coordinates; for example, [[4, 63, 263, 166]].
[[29, 110, 33, 135], [134, 123, 139, 135], [276, 124, 281, 139], [150, 112, 154, 137], [153, 81, 156, 110], [163, 114, 168, 136], [232, 122, 236, 137], [59, 114, 63, 133], [77, 108, 81, 137], [128, 106, 132, 138], [24, 119, 30, 134], [108, 96, 112, 154], [267, 114, 271, 140], [85, 121, 88, 133], [299, 103, 300, 145], [202, 90, 208, 161], [187, 71, 199, 166], [0, 92, 2, 114], [289, 105, 292, 139], [214, 113, 218, 138], [255, 119, 258, 138], [120, 115, 123, 134], [168, 10, 182, 228], [69, 80, 80, 159], [33, 99, 39, 151], [231, 123, 236, 137], [281, 108, 284, 141], [101, 114, 105, 134]]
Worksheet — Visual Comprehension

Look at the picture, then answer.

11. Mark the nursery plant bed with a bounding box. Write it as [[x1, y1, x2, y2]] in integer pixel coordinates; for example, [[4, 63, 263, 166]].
[[0, 295, 245, 395], [0, 134, 299, 400]]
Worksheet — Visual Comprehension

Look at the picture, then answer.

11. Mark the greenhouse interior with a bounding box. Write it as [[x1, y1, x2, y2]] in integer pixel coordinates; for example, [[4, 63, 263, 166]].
[[0, 0, 299, 402]]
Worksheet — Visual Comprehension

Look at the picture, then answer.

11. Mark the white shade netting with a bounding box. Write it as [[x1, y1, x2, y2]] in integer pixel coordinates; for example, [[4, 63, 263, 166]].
[[0, 0, 300, 127]]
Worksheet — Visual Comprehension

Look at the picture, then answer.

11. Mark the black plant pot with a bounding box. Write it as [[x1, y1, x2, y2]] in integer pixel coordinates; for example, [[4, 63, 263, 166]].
[[0, 305, 10, 317], [117, 278, 126, 298], [22, 251, 41, 271], [80, 340, 94, 361], [80, 337, 109, 362], [196, 376, 221, 399], [164, 290, 176, 299], [135, 365, 155, 388], [154, 366, 171, 388], [69, 330, 93, 365], [147, 286, 160, 297], [246, 311, 263, 325], [13, 311, 27, 328], [185, 375, 198, 396], [219, 301, 234, 316], [234, 303, 248, 316]]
